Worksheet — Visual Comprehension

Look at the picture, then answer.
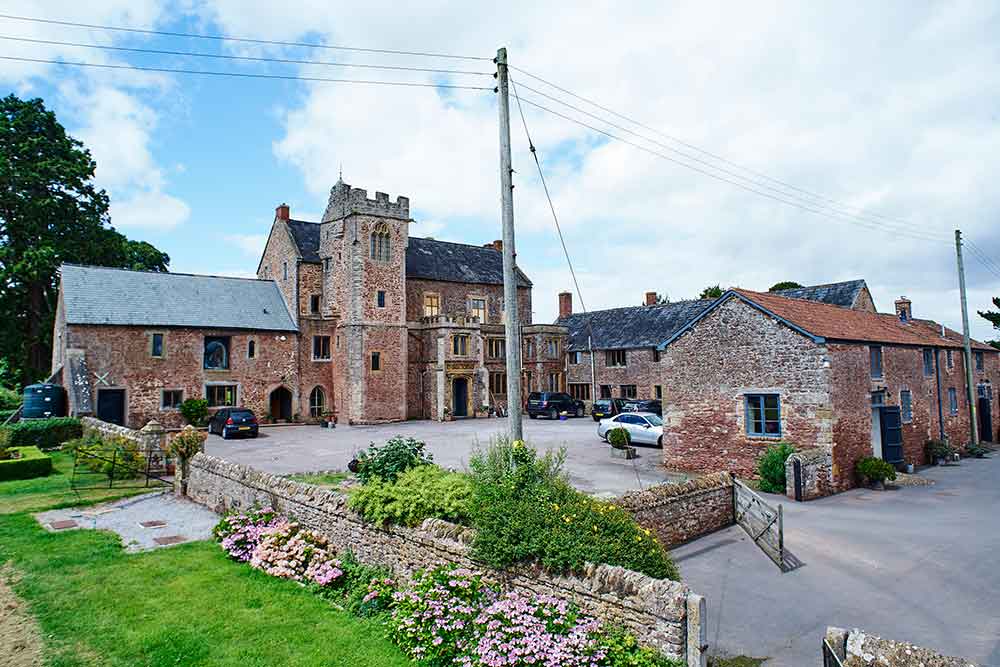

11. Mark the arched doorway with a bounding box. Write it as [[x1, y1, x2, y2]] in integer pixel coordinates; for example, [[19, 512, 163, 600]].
[[452, 377, 468, 417], [269, 386, 293, 422]]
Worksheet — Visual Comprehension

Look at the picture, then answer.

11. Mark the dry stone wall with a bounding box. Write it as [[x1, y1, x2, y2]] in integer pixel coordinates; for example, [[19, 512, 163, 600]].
[[80, 416, 165, 451], [616, 473, 734, 547], [825, 627, 977, 667], [186, 453, 705, 665]]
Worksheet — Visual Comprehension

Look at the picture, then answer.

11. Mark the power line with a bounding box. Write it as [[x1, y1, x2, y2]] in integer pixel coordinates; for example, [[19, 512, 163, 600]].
[[965, 242, 1000, 282], [0, 13, 492, 61], [513, 92, 948, 243], [0, 56, 495, 90], [0, 35, 494, 76]]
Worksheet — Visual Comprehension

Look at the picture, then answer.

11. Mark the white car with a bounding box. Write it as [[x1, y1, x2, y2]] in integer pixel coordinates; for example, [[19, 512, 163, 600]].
[[597, 412, 664, 447]]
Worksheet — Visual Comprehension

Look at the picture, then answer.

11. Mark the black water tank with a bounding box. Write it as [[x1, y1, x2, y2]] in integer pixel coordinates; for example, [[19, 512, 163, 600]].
[[22, 384, 66, 419]]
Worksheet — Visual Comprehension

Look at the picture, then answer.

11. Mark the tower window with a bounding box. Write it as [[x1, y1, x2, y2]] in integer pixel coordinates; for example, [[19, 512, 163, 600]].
[[370, 222, 391, 262], [310, 294, 321, 314]]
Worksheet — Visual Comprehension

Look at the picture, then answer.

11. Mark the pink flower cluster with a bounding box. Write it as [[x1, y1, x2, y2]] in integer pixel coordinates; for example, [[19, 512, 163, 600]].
[[218, 509, 279, 562]]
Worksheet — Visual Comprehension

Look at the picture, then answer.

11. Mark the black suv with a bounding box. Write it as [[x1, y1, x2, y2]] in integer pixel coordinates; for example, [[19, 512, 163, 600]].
[[208, 408, 259, 439], [526, 392, 586, 419], [622, 399, 662, 416], [591, 397, 629, 421]]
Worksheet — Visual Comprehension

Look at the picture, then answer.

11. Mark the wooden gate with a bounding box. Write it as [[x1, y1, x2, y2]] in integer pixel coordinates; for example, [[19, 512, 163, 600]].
[[734, 477, 789, 571]]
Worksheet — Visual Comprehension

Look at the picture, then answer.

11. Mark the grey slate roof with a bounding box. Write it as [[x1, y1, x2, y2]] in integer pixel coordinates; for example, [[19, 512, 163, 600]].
[[60, 264, 297, 331], [774, 280, 867, 308], [286, 220, 321, 263], [557, 299, 714, 351], [406, 237, 531, 287]]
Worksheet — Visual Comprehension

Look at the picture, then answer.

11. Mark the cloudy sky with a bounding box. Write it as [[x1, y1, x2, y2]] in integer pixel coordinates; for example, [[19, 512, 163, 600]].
[[3, 1, 999, 340]]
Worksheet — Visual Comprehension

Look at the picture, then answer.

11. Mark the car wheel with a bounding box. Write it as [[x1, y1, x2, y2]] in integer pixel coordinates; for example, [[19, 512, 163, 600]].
[[221, 428, 229, 440], [657, 435, 663, 448], [592, 416, 599, 422], [548, 407, 558, 420], [529, 413, 538, 419], [575, 406, 584, 418]]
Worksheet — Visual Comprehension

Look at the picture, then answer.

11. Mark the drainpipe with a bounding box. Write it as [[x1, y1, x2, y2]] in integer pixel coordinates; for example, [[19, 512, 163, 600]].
[[933, 348, 945, 441], [588, 334, 597, 403]]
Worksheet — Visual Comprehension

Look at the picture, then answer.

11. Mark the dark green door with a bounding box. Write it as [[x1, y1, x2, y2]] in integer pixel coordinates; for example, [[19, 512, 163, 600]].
[[879, 406, 903, 464], [452, 378, 468, 417], [97, 389, 126, 426]]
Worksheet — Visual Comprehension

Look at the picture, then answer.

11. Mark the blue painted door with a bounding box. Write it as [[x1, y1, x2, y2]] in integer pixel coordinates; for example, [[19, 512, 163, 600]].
[[879, 406, 903, 464]]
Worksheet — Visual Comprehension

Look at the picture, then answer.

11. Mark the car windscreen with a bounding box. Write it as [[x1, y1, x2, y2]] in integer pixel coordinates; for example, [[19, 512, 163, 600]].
[[230, 410, 254, 419], [644, 414, 663, 426], [593, 400, 611, 407]]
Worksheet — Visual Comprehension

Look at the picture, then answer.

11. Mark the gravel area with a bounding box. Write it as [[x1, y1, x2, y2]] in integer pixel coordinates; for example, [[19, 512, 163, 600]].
[[34, 492, 219, 552]]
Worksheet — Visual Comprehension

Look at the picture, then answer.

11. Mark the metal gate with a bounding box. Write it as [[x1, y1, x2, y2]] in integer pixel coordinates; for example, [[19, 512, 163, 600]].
[[71, 443, 175, 492], [822, 637, 845, 667], [734, 476, 790, 571]]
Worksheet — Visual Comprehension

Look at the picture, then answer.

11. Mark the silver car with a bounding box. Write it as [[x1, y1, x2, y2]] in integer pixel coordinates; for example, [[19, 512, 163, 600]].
[[597, 411, 663, 447]]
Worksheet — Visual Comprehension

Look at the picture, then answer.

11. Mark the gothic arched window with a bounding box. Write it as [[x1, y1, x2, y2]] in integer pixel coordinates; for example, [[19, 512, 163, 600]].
[[309, 386, 326, 418], [370, 222, 391, 262]]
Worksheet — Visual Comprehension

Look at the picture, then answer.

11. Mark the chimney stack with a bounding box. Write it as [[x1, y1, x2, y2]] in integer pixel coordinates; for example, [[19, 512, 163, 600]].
[[645, 291, 658, 306], [275, 203, 290, 221], [895, 296, 912, 322], [484, 239, 503, 252], [558, 291, 573, 319]]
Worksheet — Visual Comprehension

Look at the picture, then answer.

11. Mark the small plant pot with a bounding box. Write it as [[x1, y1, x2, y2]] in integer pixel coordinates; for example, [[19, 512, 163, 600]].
[[935, 458, 945, 466], [610, 446, 637, 460], [905, 463, 914, 474], [870, 480, 885, 491]]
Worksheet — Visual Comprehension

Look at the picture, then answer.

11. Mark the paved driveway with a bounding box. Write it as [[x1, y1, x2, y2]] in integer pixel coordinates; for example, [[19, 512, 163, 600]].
[[673, 456, 1000, 666], [206, 417, 686, 496]]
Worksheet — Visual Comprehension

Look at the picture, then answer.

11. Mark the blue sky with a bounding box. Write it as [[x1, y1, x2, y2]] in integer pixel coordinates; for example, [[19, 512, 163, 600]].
[[3, 1, 1000, 339]]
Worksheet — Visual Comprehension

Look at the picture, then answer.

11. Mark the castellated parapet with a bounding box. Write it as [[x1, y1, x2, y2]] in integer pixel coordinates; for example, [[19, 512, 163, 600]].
[[321, 179, 410, 222]]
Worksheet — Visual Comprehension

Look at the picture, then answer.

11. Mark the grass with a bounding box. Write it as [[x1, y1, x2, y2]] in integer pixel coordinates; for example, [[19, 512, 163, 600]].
[[285, 471, 351, 488], [0, 513, 410, 667], [0, 450, 152, 515], [708, 656, 767, 667]]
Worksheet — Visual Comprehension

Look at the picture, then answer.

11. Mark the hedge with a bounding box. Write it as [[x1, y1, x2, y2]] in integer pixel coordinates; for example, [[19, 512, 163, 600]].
[[0, 446, 53, 481], [0, 417, 82, 450]]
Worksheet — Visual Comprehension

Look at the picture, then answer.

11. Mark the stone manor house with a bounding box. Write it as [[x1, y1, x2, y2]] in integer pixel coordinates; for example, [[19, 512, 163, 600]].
[[51, 179, 566, 428]]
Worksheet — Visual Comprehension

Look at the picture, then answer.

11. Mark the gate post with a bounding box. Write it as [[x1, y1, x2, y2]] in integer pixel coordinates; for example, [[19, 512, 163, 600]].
[[793, 459, 803, 502]]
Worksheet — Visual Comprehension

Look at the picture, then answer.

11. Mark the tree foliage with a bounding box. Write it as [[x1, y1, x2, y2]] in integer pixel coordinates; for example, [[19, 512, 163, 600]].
[[978, 297, 1000, 350], [0, 94, 169, 385], [768, 281, 803, 292], [699, 284, 723, 300]]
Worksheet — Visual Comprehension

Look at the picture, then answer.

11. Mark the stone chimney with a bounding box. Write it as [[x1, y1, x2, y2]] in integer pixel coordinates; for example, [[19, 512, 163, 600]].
[[484, 239, 503, 252], [645, 291, 658, 306], [895, 296, 912, 322], [559, 292, 573, 318], [275, 203, 290, 221]]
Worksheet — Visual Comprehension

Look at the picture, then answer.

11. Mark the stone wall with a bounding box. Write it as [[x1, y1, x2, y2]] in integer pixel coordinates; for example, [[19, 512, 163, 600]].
[[616, 473, 734, 547], [80, 416, 166, 451], [825, 627, 977, 667], [784, 448, 833, 501], [186, 454, 706, 666]]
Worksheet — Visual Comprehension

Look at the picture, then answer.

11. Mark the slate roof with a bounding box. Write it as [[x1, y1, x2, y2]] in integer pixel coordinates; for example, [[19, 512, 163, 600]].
[[557, 299, 714, 351], [59, 264, 298, 331], [774, 279, 868, 308], [405, 237, 531, 287], [286, 219, 321, 263], [733, 289, 996, 351]]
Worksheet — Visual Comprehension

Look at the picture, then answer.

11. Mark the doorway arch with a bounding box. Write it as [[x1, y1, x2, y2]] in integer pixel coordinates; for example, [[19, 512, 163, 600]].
[[269, 386, 293, 422]]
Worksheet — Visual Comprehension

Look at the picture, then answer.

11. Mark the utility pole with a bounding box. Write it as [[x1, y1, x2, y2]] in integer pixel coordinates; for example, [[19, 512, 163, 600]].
[[496, 47, 524, 440], [955, 229, 979, 445]]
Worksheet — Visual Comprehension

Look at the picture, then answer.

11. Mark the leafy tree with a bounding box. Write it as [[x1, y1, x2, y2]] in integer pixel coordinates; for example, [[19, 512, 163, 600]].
[[978, 297, 1000, 350], [0, 94, 169, 385], [769, 281, 803, 292], [699, 284, 723, 300]]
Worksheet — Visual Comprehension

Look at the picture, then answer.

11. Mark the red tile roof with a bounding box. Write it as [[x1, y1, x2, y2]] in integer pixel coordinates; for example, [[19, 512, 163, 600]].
[[733, 289, 996, 351]]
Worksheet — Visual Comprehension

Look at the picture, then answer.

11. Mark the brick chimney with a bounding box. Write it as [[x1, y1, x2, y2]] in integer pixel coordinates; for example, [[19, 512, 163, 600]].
[[895, 296, 912, 322], [645, 291, 658, 306], [559, 292, 573, 318], [484, 239, 503, 252], [275, 203, 290, 221]]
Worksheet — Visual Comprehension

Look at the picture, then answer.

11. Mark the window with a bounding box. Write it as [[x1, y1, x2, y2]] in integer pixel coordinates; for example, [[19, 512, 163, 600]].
[[283, 261, 288, 280], [370, 352, 381, 372], [489, 371, 507, 396], [900, 389, 913, 423], [620, 384, 637, 399], [745, 394, 781, 437], [548, 373, 560, 391], [599, 385, 612, 399], [423, 293, 440, 317], [470, 297, 487, 322], [161, 389, 183, 410], [206, 384, 237, 407], [546, 339, 559, 358], [922, 348, 934, 377], [654, 385, 663, 399], [487, 338, 505, 359], [975, 351, 984, 372], [310, 294, 321, 314], [204, 336, 230, 370], [323, 257, 331, 274], [606, 349, 627, 367], [370, 222, 391, 261], [309, 386, 326, 418], [569, 383, 591, 401], [376, 290, 386, 308], [150, 332, 164, 358], [568, 351, 581, 365], [869, 345, 883, 379], [948, 387, 958, 416], [247, 340, 256, 359], [525, 339, 535, 358], [313, 335, 331, 360], [946, 349, 954, 369], [452, 335, 469, 356], [871, 390, 885, 406], [652, 348, 661, 362]]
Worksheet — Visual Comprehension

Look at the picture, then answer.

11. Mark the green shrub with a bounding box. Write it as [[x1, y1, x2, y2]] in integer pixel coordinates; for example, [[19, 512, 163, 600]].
[[607, 426, 631, 449], [468, 437, 678, 580], [925, 439, 954, 462], [355, 436, 433, 485], [0, 446, 53, 481], [348, 464, 471, 527], [0, 417, 82, 450], [0, 386, 21, 411], [180, 398, 209, 426], [756, 442, 795, 493], [167, 426, 206, 461], [965, 441, 990, 458], [598, 627, 685, 667], [855, 457, 897, 484], [70, 434, 146, 480]]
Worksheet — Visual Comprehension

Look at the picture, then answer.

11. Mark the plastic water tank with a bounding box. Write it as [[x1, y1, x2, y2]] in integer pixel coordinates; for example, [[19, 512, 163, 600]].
[[22, 383, 66, 419]]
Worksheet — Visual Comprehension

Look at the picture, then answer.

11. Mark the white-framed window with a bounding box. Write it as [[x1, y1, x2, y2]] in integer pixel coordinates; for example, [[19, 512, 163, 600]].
[[423, 293, 440, 317], [313, 336, 331, 360], [309, 386, 326, 418], [469, 297, 487, 322]]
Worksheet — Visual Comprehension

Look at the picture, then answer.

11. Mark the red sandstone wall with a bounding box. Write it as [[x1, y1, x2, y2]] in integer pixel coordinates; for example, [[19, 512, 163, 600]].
[[405, 278, 531, 325]]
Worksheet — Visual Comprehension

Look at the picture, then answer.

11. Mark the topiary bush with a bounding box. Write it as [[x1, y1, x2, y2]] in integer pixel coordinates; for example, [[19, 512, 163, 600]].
[[0, 446, 52, 481], [756, 442, 795, 493], [0, 417, 81, 450], [179, 398, 209, 426], [856, 457, 897, 484], [354, 436, 433, 485], [607, 426, 631, 449], [348, 464, 471, 527]]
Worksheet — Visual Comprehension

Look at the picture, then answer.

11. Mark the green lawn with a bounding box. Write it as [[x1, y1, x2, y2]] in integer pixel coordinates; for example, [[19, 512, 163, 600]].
[[0, 513, 409, 667], [0, 450, 151, 515], [285, 471, 351, 488]]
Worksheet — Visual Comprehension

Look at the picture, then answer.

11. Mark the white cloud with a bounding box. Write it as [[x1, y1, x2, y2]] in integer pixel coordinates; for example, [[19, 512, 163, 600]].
[[109, 190, 191, 230], [224, 233, 269, 257]]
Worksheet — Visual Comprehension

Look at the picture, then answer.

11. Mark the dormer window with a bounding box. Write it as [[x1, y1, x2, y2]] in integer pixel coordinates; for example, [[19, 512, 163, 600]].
[[370, 222, 391, 262]]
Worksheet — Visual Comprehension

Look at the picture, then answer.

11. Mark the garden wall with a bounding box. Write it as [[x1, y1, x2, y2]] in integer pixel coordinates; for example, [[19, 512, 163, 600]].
[[616, 473, 734, 547], [80, 416, 165, 451], [825, 627, 977, 667], [186, 453, 707, 666]]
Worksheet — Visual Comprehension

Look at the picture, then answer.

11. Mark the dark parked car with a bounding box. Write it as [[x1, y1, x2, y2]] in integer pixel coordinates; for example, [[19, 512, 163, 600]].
[[208, 408, 259, 439], [591, 397, 629, 422], [526, 392, 586, 419], [622, 399, 662, 416]]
